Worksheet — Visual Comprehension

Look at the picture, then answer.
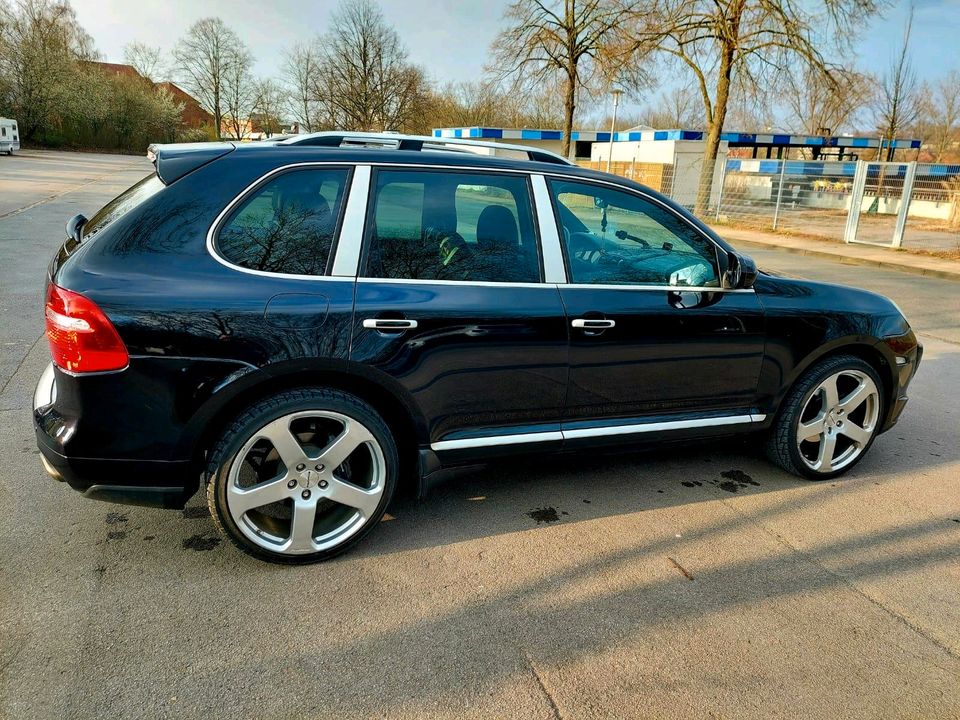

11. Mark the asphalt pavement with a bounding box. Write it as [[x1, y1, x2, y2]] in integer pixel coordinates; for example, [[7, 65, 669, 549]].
[[2, 151, 959, 719]]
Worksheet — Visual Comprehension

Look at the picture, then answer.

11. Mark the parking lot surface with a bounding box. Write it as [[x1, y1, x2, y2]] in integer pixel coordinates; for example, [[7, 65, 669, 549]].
[[2, 151, 959, 719]]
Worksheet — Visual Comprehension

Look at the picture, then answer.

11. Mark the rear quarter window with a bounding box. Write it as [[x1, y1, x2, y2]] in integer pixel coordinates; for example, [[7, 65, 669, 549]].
[[215, 167, 349, 276]]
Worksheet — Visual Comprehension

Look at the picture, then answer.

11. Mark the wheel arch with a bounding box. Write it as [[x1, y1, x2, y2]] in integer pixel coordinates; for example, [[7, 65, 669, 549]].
[[183, 358, 429, 495], [770, 338, 896, 425]]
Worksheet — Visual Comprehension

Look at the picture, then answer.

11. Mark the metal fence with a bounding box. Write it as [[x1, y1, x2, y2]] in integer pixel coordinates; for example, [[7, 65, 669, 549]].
[[599, 157, 960, 252]]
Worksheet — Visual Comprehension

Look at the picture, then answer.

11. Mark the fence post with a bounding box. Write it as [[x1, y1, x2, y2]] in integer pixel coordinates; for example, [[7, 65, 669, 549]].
[[844, 160, 869, 244], [891, 161, 917, 248], [714, 157, 728, 221], [772, 159, 787, 230]]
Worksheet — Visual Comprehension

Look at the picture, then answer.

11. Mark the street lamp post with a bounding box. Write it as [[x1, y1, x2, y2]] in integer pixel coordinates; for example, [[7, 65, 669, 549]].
[[606, 88, 623, 174]]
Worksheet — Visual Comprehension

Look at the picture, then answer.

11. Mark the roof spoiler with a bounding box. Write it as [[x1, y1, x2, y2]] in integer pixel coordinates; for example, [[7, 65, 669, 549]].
[[146, 141, 235, 185]]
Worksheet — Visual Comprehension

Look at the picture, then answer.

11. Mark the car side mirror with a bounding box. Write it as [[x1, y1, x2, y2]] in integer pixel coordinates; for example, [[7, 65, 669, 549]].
[[721, 252, 758, 289], [738, 253, 758, 289]]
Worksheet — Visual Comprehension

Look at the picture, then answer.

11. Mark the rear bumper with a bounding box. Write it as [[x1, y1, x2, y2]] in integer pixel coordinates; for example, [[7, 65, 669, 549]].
[[34, 362, 196, 509]]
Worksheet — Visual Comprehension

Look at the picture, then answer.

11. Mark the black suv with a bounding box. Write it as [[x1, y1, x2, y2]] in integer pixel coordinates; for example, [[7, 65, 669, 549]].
[[34, 133, 922, 563]]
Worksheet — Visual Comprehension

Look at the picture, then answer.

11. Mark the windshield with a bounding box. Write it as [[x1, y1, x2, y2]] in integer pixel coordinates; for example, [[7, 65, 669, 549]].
[[82, 173, 164, 240]]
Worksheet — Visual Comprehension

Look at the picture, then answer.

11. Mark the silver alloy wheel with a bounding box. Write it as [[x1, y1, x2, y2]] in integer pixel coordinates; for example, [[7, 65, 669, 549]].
[[796, 369, 880, 473], [226, 410, 386, 555]]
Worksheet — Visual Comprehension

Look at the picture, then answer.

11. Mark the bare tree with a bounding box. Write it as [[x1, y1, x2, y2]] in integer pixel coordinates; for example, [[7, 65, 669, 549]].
[[174, 17, 249, 139], [873, 3, 920, 160], [782, 64, 871, 138], [641, 84, 702, 129], [222, 44, 256, 140], [123, 41, 163, 80], [622, 0, 884, 213], [491, 0, 638, 157], [918, 71, 960, 162], [312, 0, 429, 132], [252, 79, 287, 137], [282, 41, 322, 132]]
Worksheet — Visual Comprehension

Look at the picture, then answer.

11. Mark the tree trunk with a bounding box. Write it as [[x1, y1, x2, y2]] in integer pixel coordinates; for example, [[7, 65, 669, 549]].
[[695, 44, 734, 217], [562, 72, 575, 159]]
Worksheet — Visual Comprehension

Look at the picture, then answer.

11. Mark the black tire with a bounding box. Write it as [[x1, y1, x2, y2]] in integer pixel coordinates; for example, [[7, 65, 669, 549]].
[[765, 354, 885, 480], [205, 387, 398, 564]]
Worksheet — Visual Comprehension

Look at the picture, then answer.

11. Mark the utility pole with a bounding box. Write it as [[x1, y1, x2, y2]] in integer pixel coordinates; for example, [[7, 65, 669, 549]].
[[606, 89, 623, 174]]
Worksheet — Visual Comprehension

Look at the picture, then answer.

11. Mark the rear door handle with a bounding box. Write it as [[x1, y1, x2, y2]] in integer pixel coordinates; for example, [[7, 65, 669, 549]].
[[571, 318, 615, 329], [362, 318, 418, 330]]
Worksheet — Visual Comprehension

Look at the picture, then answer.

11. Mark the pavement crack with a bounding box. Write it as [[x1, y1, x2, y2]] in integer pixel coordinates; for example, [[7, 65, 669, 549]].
[[718, 500, 960, 664], [0, 332, 43, 396], [524, 650, 563, 720]]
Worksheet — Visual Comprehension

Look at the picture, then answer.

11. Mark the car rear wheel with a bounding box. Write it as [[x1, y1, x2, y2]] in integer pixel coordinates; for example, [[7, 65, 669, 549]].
[[766, 355, 884, 480], [206, 388, 397, 563]]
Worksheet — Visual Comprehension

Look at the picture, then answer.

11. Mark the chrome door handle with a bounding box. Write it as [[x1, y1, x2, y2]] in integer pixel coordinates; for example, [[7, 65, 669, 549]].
[[362, 318, 418, 330], [571, 318, 615, 329]]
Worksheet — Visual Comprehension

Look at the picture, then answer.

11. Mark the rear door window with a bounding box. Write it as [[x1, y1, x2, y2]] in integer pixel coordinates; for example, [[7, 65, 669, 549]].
[[216, 167, 349, 276], [363, 169, 541, 283]]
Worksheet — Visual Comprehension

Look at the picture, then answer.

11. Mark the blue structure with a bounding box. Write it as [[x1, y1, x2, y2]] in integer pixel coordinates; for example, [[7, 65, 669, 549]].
[[433, 127, 922, 161]]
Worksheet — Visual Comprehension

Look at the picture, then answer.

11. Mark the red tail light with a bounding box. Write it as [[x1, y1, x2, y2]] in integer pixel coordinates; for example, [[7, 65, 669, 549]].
[[45, 283, 129, 373]]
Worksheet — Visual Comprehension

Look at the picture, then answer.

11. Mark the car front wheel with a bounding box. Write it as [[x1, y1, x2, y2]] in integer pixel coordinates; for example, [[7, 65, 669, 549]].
[[766, 355, 884, 480], [206, 388, 397, 563]]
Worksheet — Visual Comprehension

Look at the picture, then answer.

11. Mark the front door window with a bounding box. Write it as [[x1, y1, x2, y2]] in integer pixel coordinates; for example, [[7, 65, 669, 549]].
[[549, 179, 720, 288]]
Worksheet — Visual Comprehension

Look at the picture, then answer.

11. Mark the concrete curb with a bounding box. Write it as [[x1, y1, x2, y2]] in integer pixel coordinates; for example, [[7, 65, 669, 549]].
[[728, 238, 960, 282]]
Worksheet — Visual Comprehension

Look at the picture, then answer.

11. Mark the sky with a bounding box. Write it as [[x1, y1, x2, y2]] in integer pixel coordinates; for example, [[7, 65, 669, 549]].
[[70, 0, 960, 128]]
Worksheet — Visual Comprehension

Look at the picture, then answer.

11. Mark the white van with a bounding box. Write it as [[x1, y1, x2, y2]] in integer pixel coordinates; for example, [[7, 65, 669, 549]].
[[0, 118, 20, 155]]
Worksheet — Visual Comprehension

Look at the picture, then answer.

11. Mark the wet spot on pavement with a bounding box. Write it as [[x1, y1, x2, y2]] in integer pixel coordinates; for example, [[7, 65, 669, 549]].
[[183, 533, 221, 551], [526, 507, 565, 524], [143, 535, 155, 541], [182, 507, 208, 519], [720, 469, 759, 486], [681, 481, 703, 488], [107, 530, 126, 540]]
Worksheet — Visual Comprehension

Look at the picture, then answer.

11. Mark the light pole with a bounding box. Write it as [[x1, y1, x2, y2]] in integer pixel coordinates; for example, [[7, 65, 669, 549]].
[[606, 88, 623, 174]]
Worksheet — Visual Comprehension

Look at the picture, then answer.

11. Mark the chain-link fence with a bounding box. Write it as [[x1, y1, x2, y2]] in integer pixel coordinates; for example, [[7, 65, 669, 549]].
[[594, 157, 960, 252]]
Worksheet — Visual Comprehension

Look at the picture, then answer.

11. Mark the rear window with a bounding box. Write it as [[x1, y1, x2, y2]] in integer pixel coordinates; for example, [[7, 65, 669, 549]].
[[82, 173, 164, 240]]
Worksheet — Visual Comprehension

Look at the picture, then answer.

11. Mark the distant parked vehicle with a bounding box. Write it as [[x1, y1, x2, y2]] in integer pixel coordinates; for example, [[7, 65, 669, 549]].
[[0, 118, 19, 155]]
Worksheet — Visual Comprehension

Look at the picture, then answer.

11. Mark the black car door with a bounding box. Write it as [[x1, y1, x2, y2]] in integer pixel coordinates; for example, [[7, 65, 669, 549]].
[[350, 167, 568, 462], [547, 177, 766, 429]]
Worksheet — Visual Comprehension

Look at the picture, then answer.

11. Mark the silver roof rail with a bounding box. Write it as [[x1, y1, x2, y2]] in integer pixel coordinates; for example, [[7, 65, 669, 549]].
[[276, 131, 574, 166]]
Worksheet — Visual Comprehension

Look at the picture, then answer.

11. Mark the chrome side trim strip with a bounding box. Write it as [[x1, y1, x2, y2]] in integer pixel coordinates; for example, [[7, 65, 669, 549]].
[[331, 164, 371, 276], [562, 413, 764, 440], [431, 413, 767, 451], [353, 277, 752, 293], [563, 283, 755, 293], [531, 174, 568, 284], [431, 431, 563, 452], [356, 276, 548, 289]]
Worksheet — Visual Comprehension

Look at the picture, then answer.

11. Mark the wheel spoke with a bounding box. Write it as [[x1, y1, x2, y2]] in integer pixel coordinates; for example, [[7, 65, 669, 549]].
[[327, 477, 380, 518], [228, 477, 289, 515], [821, 376, 840, 411], [320, 420, 373, 470], [839, 381, 873, 415], [839, 421, 871, 446], [259, 417, 307, 469], [287, 497, 318, 553], [816, 432, 838, 472], [797, 416, 824, 443]]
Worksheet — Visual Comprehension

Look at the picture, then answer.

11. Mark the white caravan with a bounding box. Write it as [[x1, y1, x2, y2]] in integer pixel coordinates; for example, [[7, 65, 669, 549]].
[[0, 118, 20, 155]]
